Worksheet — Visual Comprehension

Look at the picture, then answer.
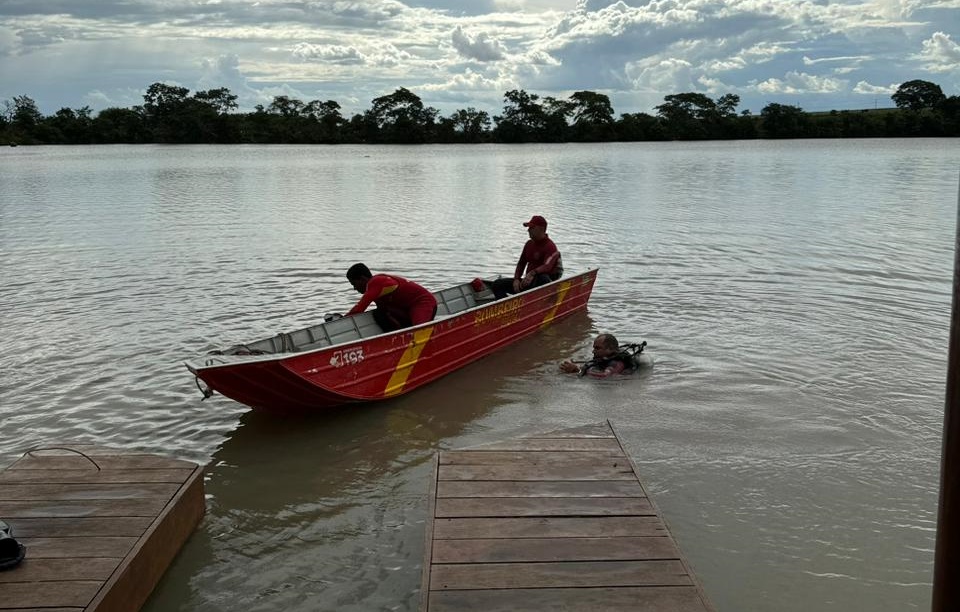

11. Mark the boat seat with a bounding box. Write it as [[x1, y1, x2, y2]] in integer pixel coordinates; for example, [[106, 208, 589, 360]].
[[433, 284, 485, 317], [291, 312, 384, 352]]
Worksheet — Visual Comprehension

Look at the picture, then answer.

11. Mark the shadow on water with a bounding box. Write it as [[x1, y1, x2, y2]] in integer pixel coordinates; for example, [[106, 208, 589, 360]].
[[144, 311, 595, 612]]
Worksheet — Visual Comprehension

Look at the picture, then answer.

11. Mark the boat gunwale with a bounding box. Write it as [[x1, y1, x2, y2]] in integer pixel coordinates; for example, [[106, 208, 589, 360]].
[[185, 269, 598, 372]]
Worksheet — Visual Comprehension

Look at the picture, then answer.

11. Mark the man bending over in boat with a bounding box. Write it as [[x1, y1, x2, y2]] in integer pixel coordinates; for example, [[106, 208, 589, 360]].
[[560, 334, 647, 378], [487, 215, 563, 299], [345, 263, 438, 332]]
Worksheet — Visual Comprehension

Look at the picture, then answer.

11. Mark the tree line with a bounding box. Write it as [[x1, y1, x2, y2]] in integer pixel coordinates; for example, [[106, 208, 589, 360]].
[[1, 79, 956, 145]]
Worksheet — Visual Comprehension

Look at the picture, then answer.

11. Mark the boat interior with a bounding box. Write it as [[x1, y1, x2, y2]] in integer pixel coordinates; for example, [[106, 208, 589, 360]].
[[213, 280, 498, 356]]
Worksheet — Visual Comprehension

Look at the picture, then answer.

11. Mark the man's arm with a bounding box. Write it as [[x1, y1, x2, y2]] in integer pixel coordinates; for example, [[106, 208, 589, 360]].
[[513, 243, 531, 292], [347, 276, 398, 315], [530, 250, 561, 277], [513, 246, 529, 281], [587, 359, 627, 378]]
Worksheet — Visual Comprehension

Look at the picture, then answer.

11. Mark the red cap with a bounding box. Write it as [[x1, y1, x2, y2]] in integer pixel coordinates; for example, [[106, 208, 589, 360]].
[[522, 215, 547, 229]]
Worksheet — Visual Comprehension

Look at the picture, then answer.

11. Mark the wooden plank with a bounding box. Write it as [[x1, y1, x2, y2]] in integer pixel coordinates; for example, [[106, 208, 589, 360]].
[[0, 448, 205, 612], [12, 517, 152, 538], [0, 482, 181, 500], [465, 438, 622, 452], [437, 480, 644, 498], [5, 609, 82, 612], [428, 586, 711, 612], [0, 557, 120, 582], [0, 498, 168, 518], [0, 582, 101, 608], [15, 536, 136, 559], [9, 455, 194, 471], [86, 465, 205, 612], [439, 450, 623, 465], [436, 496, 653, 518], [0, 468, 197, 484], [419, 455, 439, 612], [421, 420, 715, 612], [432, 536, 679, 564], [433, 516, 666, 540], [438, 464, 634, 481], [431, 559, 693, 590]]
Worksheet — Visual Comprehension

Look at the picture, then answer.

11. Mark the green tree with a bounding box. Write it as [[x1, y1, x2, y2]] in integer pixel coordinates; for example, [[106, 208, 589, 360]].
[[892, 80, 946, 111], [937, 96, 960, 136], [614, 112, 665, 141], [191, 88, 240, 142], [444, 107, 490, 143], [655, 92, 717, 139], [2, 95, 44, 143], [142, 83, 189, 118], [193, 87, 238, 115], [267, 95, 305, 117], [262, 95, 312, 142], [569, 90, 614, 141], [91, 107, 149, 143], [141, 82, 201, 142], [45, 107, 93, 143], [716, 94, 740, 117], [366, 87, 437, 143], [493, 89, 548, 142], [760, 103, 808, 138], [541, 96, 573, 142], [304, 100, 346, 143]]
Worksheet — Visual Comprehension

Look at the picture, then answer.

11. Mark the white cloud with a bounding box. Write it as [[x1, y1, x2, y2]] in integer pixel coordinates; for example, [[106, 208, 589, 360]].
[[853, 80, 897, 94], [366, 43, 415, 67], [697, 75, 731, 93], [200, 54, 245, 86], [451, 26, 506, 61], [802, 55, 869, 65], [739, 42, 791, 64], [625, 57, 696, 94], [756, 71, 846, 95], [525, 50, 561, 66], [918, 31, 960, 72], [292, 43, 366, 63]]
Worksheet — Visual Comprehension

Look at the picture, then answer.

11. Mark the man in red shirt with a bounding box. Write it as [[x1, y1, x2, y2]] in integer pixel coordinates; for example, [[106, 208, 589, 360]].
[[488, 215, 563, 299], [346, 263, 438, 332]]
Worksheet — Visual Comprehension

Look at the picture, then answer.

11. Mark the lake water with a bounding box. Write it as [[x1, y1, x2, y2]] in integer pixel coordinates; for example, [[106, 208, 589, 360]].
[[1, 140, 957, 611]]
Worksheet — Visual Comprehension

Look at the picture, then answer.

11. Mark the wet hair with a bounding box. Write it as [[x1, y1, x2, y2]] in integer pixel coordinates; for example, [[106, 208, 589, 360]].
[[595, 334, 619, 351], [346, 263, 372, 281]]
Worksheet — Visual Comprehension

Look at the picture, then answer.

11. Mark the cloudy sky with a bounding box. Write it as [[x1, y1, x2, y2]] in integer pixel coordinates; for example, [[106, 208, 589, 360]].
[[1, 0, 958, 118]]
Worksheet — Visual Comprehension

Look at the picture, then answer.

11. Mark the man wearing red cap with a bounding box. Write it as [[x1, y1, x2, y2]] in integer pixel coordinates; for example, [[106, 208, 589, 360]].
[[488, 215, 563, 299]]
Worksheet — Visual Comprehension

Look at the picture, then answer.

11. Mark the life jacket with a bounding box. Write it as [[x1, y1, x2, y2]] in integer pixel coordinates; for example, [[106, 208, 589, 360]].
[[578, 341, 647, 376]]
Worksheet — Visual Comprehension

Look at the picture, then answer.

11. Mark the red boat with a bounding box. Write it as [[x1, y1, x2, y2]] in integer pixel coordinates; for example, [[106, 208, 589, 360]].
[[185, 269, 598, 412]]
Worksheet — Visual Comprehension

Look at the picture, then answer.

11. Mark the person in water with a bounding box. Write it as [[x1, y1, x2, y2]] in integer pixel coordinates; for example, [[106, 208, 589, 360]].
[[560, 333, 641, 378], [487, 215, 563, 299], [345, 263, 438, 332]]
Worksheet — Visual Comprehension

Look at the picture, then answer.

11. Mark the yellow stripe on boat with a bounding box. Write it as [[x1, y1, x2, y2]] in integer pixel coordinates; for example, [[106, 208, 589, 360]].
[[541, 280, 572, 328], [384, 326, 435, 396]]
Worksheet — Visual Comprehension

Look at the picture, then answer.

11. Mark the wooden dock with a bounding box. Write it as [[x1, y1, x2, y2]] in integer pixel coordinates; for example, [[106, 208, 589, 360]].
[[0, 445, 204, 611], [420, 421, 714, 612]]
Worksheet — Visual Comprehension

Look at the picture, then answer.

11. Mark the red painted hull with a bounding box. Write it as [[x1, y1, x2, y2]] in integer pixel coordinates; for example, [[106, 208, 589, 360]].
[[188, 270, 597, 413]]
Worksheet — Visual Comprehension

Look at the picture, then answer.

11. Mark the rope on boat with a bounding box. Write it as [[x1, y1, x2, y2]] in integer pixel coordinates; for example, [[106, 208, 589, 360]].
[[195, 376, 215, 400]]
